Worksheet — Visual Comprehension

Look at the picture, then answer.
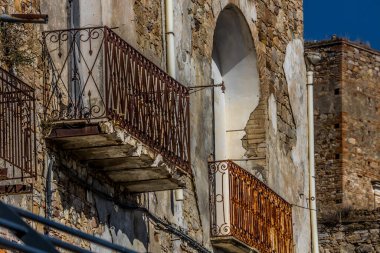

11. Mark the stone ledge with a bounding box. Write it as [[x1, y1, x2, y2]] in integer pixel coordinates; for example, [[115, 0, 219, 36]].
[[211, 236, 259, 253], [46, 120, 187, 193]]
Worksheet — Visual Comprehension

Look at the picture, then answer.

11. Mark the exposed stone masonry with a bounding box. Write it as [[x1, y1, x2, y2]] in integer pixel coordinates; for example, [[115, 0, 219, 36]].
[[306, 41, 344, 215], [306, 38, 380, 216], [319, 209, 380, 253], [307, 38, 380, 253]]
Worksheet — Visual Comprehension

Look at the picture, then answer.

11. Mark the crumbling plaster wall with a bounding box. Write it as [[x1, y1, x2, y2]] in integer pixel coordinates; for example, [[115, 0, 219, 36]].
[[282, 39, 309, 253], [1, 0, 310, 252], [174, 1, 309, 252]]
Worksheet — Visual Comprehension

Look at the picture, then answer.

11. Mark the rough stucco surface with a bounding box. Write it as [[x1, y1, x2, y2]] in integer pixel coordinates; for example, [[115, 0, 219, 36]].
[[280, 39, 309, 253], [284, 39, 308, 179], [0, 0, 310, 252], [268, 93, 278, 133]]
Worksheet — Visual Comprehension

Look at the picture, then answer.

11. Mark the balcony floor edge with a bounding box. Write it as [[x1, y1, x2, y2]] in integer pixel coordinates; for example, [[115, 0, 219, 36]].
[[211, 236, 259, 253]]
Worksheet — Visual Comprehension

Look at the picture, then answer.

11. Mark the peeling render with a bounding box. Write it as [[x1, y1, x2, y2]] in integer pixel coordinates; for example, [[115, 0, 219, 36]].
[[283, 39, 310, 253], [284, 39, 308, 178], [268, 93, 278, 133]]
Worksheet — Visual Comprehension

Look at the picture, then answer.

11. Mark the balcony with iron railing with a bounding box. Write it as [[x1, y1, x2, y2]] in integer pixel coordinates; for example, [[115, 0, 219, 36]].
[[209, 160, 293, 253], [0, 68, 36, 182], [42, 26, 190, 192]]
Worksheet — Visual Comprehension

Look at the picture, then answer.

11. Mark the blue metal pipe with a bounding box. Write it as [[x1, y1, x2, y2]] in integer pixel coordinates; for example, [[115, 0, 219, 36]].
[[0, 218, 29, 234], [0, 202, 58, 252], [0, 237, 47, 253], [11, 205, 138, 253]]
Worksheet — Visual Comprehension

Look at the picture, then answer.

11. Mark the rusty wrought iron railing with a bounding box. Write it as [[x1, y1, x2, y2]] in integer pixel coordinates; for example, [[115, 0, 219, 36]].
[[209, 160, 293, 253], [42, 26, 190, 172], [0, 68, 36, 180]]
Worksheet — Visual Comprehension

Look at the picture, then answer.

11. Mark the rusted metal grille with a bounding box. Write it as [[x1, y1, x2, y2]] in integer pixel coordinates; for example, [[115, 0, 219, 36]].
[[42, 26, 190, 172], [0, 68, 36, 180], [209, 160, 294, 253]]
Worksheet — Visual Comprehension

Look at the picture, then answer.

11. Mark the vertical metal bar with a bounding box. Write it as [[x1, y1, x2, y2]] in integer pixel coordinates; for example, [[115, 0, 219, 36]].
[[104, 27, 109, 118], [0, 68, 35, 180], [32, 91, 36, 178], [186, 93, 190, 172]]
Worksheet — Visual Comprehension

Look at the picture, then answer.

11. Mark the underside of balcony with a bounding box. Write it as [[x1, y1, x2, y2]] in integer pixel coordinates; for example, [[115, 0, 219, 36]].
[[46, 120, 186, 193], [211, 237, 259, 253]]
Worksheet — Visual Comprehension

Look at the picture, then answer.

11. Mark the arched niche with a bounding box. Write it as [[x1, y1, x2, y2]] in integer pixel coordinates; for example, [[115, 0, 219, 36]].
[[211, 5, 261, 163]]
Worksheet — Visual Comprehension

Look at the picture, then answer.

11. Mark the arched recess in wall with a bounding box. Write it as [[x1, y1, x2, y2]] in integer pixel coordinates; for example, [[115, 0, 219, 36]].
[[211, 5, 261, 167]]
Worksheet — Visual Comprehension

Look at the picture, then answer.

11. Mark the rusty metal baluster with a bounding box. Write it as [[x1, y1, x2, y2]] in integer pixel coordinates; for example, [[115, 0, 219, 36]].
[[0, 80, 3, 163], [17, 96, 21, 178], [32, 93, 36, 178], [229, 163, 233, 235], [0, 68, 35, 180], [104, 27, 109, 118], [208, 160, 294, 253]]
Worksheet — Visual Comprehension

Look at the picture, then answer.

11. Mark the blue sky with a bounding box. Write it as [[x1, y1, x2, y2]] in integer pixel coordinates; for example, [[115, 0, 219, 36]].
[[304, 0, 380, 50]]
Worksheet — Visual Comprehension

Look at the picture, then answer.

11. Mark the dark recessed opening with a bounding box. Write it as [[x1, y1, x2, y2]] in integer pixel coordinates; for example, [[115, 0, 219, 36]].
[[334, 88, 340, 95], [334, 123, 340, 129], [335, 153, 340, 159]]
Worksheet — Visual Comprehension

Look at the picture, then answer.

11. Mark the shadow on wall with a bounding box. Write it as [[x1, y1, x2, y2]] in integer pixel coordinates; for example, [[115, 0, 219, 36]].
[[52, 160, 148, 250]]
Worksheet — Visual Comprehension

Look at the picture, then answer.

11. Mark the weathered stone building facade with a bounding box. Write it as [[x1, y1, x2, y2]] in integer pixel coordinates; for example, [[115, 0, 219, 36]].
[[0, 0, 311, 252], [306, 38, 380, 252]]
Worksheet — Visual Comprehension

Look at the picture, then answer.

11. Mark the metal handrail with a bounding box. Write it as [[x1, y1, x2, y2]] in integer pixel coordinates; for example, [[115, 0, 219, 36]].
[[0, 201, 138, 253], [42, 26, 191, 173], [0, 67, 36, 180], [209, 160, 294, 253]]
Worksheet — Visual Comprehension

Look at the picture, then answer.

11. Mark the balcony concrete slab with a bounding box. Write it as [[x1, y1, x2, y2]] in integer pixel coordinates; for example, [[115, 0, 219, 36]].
[[52, 134, 119, 150], [47, 121, 186, 193], [211, 237, 259, 253], [106, 166, 173, 181], [123, 178, 183, 192], [88, 157, 154, 170]]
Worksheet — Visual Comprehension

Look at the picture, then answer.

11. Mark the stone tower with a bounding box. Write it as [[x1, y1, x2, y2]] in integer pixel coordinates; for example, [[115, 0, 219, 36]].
[[306, 38, 380, 252]]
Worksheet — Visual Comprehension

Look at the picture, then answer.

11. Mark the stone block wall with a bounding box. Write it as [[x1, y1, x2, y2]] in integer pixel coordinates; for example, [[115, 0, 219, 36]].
[[307, 38, 380, 253], [305, 41, 344, 217], [306, 38, 380, 217], [319, 210, 380, 253], [341, 42, 380, 211]]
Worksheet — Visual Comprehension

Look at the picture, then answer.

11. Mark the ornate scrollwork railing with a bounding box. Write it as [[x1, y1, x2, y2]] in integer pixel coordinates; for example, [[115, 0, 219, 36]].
[[42, 27, 107, 121], [43, 26, 190, 173], [209, 160, 294, 253], [0, 68, 36, 180]]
